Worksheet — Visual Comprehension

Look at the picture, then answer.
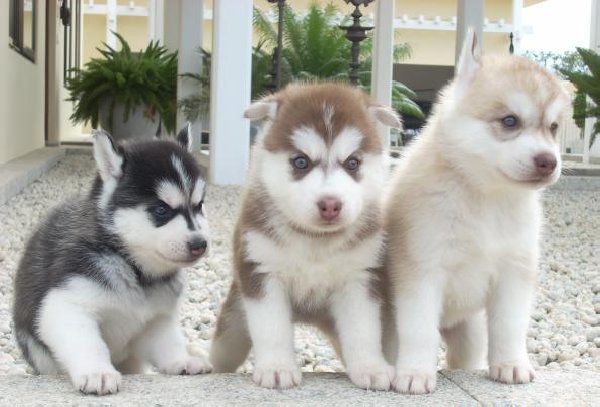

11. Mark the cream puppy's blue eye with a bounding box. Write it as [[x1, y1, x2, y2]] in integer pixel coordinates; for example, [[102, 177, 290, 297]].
[[501, 115, 519, 128]]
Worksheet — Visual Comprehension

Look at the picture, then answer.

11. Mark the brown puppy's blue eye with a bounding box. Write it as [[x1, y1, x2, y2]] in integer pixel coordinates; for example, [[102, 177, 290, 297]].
[[344, 157, 360, 172], [292, 156, 310, 170], [501, 115, 519, 128]]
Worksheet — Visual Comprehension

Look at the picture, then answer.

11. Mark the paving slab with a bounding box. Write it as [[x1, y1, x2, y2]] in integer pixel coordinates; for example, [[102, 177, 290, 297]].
[[0, 373, 474, 406], [444, 369, 600, 406], [0, 147, 65, 206], [0, 370, 599, 406]]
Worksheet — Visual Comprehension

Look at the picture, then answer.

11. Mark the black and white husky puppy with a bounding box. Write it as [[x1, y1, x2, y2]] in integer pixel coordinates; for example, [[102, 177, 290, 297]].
[[13, 126, 211, 395]]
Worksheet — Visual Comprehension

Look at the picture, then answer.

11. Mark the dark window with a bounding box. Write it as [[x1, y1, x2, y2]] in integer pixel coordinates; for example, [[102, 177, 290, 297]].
[[9, 0, 37, 62]]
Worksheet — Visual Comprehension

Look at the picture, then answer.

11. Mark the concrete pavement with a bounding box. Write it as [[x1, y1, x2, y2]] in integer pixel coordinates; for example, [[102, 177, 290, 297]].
[[0, 369, 598, 406]]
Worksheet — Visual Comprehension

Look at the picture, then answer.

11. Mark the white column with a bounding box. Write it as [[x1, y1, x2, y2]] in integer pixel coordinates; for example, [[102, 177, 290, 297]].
[[162, 1, 181, 52], [149, 0, 165, 42], [591, 0, 600, 53], [511, 0, 523, 54], [178, 0, 204, 149], [106, 0, 117, 48], [209, 0, 253, 185], [583, 98, 593, 164], [371, 0, 395, 147], [455, 0, 484, 66], [589, 0, 600, 158]]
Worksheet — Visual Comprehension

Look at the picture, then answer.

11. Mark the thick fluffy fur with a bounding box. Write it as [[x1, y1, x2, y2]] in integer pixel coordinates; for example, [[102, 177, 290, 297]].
[[210, 84, 401, 390], [13, 126, 211, 395], [382, 31, 571, 394]]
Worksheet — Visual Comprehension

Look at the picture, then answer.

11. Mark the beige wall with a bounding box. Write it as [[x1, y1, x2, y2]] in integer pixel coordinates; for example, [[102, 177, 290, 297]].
[[0, 1, 46, 164]]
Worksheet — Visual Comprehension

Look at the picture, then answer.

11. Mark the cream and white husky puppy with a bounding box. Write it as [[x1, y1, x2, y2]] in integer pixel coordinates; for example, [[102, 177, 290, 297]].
[[383, 30, 571, 394], [210, 83, 401, 390]]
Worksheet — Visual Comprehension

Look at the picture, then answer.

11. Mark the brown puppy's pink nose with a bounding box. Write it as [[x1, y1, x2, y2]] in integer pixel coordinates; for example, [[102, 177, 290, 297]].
[[317, 197, 342, 221], [533, 153, 557, 177]]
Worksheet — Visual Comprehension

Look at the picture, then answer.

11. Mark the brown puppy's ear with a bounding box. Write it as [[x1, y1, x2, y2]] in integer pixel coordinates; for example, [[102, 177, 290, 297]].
[[92, 129, 124, 182], [369, 105, 402, 129], [244, 95, 279, 121]]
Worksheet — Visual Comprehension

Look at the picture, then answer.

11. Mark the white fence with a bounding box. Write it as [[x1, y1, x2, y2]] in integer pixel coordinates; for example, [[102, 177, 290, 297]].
[[559, 115, 599, 164]]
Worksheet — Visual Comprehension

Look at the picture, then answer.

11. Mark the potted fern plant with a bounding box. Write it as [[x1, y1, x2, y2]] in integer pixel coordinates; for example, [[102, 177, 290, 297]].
[[67, 33, 177, 140]]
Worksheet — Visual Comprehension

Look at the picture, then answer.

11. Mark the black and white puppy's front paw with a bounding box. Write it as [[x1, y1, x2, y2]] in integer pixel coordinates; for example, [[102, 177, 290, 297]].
[[71, 366, 122, 395], [160, 355, 212, 375]]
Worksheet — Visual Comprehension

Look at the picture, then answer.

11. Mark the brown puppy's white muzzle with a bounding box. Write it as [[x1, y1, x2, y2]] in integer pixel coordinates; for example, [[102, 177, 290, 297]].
[[317, 197, 342, 222]]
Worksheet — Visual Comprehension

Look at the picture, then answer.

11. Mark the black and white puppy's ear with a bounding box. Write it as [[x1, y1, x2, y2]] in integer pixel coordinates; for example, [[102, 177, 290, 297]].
[[244, 95, 278, 121], [369, 105, 402, 129], [455, 27, 481, 97], [176, 121, 193, 152], [93, 129, 124, 182]]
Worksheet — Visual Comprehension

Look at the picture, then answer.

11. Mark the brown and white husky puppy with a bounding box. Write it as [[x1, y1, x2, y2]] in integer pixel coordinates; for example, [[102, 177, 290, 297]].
[[210, 83, 401, 390], [383, 30, 571, 394]]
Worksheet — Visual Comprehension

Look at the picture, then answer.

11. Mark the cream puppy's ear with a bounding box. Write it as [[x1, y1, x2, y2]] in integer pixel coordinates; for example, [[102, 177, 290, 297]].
[[455, 27, 481, 96], [369, 105, 402, 128], [244, 95, 278, 121], [92, 129, 124, 182]]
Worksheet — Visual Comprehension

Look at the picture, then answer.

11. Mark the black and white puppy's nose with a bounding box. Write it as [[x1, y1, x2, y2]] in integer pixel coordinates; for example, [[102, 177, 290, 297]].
[[187, 236, 207, 257]]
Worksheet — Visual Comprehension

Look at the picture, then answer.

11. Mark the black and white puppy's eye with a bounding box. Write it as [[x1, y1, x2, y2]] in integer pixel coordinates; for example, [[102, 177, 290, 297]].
[[153, 202, 173, 219], [344, 156, 361, 172], [291, 155, 311, 170], [501, 115, 519, 129], [550, 122, 559, 132]]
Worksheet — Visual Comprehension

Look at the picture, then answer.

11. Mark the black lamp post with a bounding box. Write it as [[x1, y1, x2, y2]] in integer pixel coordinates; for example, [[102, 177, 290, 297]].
[[267, 0, 286, 92], [340, 0, 375, 85], [509, 32, 515, 54]]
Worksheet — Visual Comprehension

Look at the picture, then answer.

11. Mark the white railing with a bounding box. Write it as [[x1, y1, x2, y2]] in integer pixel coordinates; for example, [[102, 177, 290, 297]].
[[559, 115, 584, 155], [559, 114, 598, 164]]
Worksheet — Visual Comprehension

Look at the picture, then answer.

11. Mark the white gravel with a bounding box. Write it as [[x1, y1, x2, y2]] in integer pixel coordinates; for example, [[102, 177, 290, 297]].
[[0, 153, 598, 375]]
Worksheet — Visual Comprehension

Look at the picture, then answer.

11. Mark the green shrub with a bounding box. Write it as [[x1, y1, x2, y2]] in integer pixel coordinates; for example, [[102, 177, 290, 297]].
[[66, 32, 178, 133]]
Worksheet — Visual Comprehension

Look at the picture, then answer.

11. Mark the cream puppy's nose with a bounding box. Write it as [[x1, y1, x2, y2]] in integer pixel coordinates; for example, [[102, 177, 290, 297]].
[[533, 153, 557, 177]]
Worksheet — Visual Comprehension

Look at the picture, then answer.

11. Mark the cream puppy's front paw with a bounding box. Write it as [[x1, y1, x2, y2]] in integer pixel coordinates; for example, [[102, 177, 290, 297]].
[[392, 368, 437, 394], [489, 361, 535, 384], [346, 360, 394, 391], [253, 362, 302, 389], [71, 367, 122, 395], [160, 355, 212, 375]]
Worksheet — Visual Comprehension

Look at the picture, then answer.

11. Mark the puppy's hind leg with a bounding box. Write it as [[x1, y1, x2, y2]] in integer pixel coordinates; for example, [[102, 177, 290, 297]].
[[15, 329, 60, 374], [442, 311, 487, 370], [138, 314, 212, 375], [38, 288, 121, 395], [209, 282, 252, 373]]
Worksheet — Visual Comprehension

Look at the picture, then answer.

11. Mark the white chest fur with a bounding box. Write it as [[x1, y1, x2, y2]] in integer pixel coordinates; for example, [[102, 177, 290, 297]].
[[426, 188, 542, 327], [243, 229, 383, 307]]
